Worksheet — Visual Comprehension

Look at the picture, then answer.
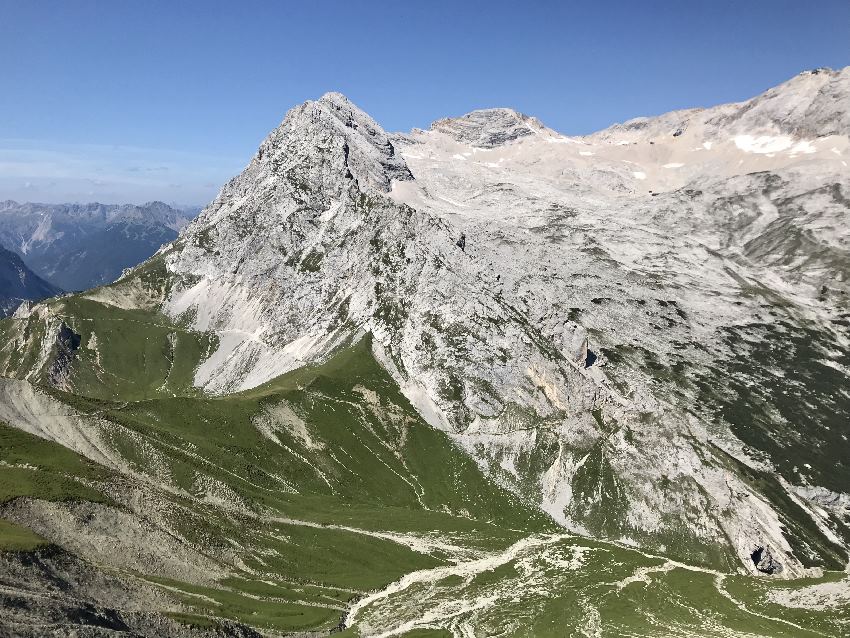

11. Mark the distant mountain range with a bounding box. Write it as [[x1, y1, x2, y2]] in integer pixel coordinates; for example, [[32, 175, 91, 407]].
[[0, 201, 198, 294]]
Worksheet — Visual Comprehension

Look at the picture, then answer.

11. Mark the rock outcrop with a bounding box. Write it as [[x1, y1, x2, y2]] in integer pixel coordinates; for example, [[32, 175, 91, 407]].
[[431, 108, 548, 148]]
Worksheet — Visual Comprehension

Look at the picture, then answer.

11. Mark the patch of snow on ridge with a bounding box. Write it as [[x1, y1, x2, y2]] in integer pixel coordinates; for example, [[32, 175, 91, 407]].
[[734, 135, 817, 154], [546, 135, 582, 144], [632, 171, 647, 180]]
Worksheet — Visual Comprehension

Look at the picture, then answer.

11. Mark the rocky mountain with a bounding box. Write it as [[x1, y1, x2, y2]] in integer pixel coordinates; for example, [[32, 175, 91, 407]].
[[0, 246, 61, 316], [0, 67, 848, 636], [0, 200, 197, 291], [160, 69, 850, 573]]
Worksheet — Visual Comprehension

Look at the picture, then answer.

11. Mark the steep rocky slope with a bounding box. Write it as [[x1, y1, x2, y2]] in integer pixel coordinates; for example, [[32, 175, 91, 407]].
[[1, 68, 849, 636], [0, 246, 61, 316]]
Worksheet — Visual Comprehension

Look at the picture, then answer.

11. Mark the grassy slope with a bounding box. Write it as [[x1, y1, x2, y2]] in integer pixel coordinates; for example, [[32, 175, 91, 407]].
[[0, 518, 46, 551], [0, 287, 847, 635], [341, 534, 850, 637], [0, 421, 111, 505], [0, 293, 553, 633]]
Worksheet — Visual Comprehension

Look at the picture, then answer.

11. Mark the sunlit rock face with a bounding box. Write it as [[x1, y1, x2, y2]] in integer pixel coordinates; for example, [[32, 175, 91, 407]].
[[159, 68, 850, 576], [430, 108, 548, 148]]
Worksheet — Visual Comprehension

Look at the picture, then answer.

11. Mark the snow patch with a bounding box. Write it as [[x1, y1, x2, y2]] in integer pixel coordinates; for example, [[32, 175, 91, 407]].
[[734, 135, 817, 155]]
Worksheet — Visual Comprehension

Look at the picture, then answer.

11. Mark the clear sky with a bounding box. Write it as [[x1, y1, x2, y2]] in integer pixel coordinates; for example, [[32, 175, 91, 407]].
[[1, 0, 848, 205]]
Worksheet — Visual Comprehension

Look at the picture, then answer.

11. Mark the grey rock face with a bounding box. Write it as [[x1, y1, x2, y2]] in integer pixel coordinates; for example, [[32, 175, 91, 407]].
[[246, 91, 412, 198], [47, 321, 81, 388], [751, 546, 783, 575], [431, 108, 547, 148], [707, 67, 850, 138]]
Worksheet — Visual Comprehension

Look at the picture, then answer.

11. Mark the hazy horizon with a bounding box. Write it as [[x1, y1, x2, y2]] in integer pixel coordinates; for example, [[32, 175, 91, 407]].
[[2, 0, 848, 205]]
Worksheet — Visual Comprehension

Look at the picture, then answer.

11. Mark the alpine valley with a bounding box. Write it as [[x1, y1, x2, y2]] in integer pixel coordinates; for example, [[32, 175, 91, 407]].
[[0, 200, 197, 294], [1, 67, 849, 637]]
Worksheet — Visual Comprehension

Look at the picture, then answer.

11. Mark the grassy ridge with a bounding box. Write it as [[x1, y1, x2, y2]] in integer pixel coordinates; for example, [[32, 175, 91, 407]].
[[0, 422, 111, 505], [0, 288, 847, 635], [0, 301, 551, 633], [0, 518, 47, 551]]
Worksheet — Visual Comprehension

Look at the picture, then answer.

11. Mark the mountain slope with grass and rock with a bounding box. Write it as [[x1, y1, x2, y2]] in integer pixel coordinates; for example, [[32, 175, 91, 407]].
[[0, 67, 848, 637]]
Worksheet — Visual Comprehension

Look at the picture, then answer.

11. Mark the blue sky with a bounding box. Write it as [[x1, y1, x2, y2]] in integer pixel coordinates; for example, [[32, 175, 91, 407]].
[[1, 0, 848, 205]]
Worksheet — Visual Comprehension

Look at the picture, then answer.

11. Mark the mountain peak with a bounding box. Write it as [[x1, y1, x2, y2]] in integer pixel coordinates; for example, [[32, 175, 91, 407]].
[[314, 91, 373, 126], [309, 91, 394, 147], [317, 90, 356, 107], [230, 92, 412, 200], [430, 107, 547, 148], [705, 64, 850, 137]]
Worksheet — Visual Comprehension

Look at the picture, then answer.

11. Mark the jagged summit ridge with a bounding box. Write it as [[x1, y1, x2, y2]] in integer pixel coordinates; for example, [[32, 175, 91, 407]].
[[0, 200, 191, 233], [249, 90, 412, 194], [589, 65, 850, 144], [164, 92, 448, 394], [430, 107, 549, 148]]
